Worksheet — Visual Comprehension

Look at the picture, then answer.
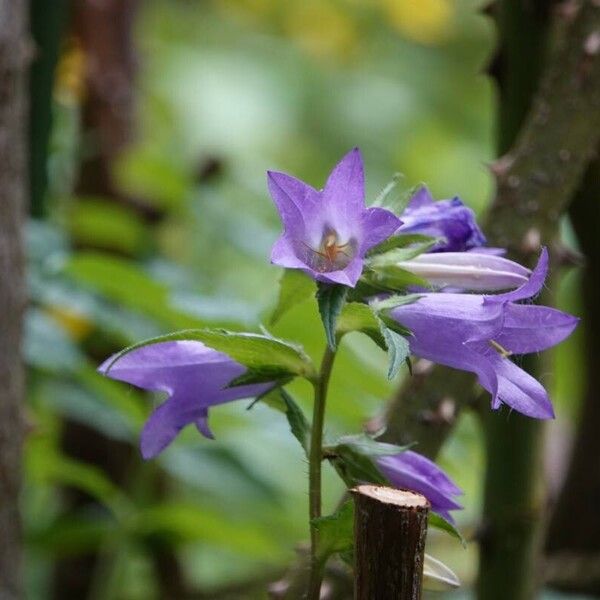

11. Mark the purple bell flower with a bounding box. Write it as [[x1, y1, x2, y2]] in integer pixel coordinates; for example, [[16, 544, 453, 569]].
[[389, 248, 578, 419], [399, 186, 487, 252], [268, 148, 401, 287], [376, 450, 463, 523], [98, 341, 273, 459]]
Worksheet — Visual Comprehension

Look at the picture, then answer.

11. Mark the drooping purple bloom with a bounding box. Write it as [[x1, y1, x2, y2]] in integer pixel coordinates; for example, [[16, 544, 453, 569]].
[[399, 186, 487, 252], [389, 249, 578, 419], [98, 341, 272, 459], [268, 148, 402, 287], [377, 450, 463, 523]]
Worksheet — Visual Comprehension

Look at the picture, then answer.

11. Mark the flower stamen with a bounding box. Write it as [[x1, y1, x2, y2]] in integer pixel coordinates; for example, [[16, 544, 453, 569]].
[[489, 339, 513, 358]]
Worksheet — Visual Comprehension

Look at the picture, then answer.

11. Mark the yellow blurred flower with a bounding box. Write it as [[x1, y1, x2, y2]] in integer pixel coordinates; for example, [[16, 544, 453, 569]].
[[381, 0, 454, 45], [54, 37, 86, 104], [284, 1, 357, 61], [46, 305, 94, 341]]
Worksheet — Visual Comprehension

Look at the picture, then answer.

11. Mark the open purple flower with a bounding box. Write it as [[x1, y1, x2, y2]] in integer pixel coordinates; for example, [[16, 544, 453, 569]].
[[377, 450, 463, 523], [98, 341, 272, 459], [399, 186, 486, 252], [268, 148, 401, 287], [389, 249, 578, 419]]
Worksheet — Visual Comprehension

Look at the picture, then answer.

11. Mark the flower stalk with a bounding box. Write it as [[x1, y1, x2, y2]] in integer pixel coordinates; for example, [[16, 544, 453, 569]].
[[307, 345, 336, 599]]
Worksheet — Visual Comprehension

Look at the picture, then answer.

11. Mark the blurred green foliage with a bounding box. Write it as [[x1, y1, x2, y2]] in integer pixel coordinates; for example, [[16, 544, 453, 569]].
[[23, 0, 584, 597]]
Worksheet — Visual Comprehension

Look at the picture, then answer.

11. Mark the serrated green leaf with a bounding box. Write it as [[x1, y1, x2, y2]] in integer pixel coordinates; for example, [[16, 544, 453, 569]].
[[316, 283, 348, 350], [423, 553, 461, 591], [380, 326, 411, 380], [258, 388, 310, 455], [370, 294, 422, 314], [312, 501, 354, 562], [367, 239, 438, 267], [367, 233, 438, 258], [270, 269, 316, 325], [104, 328, 316, 380], [336, 302, 386, 350], [332, 434, 412, 458], [428, 513, 466, 547], [362, 265, 429, 291]]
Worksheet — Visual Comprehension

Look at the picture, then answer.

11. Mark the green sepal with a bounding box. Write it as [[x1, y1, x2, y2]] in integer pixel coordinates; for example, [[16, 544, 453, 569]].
[[428, 512, 467, 548], [316, 282, 348, 350], [335, 302, 387, 350], [380, 326, 411, 380]]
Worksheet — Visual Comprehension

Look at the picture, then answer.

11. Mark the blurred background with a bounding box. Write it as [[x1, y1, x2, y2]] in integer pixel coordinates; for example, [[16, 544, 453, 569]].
[[2, 0, 594, 598]]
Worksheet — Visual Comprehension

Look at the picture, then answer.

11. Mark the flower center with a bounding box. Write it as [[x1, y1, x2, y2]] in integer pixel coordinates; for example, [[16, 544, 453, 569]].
[[302, 228, 356, 273]]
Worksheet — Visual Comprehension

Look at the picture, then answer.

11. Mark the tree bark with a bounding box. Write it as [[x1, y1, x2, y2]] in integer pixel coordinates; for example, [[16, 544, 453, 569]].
[[0, 1, 29, 597], [544, 156, 600, 595], [351, 486, 429, 600]]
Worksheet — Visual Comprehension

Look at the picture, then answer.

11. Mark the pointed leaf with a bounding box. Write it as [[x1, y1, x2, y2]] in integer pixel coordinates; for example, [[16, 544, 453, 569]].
[[428, 512, 466, 547], [336, 302, 386, 350], [258, 388, 310, 455], [312, 501, 355, 562], [104, 329, 316, 381], [367, 233, 438, 258], [316, 283, 348, 350], [423, 553, 461, 591], [380, 326, 411, 380], [270, 269, 316, 325]]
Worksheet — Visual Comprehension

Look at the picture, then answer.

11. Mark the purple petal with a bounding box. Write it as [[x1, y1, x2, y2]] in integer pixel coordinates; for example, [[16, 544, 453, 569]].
[[391, 294, 504, 343], [377, 451, 463, 522], [495, 304, 579, 354], [399, 189, 486, 252], [140, 400, 184, 459], [485, 247, 548, 304], [267, 171, 319, 237], [479, 349, 555, 419], [322, 148, 365, 215], [315, 257, 363, 287], [406, 185, 434, 209], [360, 207, 403, 254]]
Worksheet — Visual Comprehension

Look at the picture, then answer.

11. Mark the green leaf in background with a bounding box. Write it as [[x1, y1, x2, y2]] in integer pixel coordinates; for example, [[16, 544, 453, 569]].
[[423, 553, 461, 592], [256, 388, 310, 455], [312, 500, 354, 562], [104, 328, 316, 381], [68, 198, 148, 255], [64, 251, 206, 329], [335, 302, 386, 350], [316, 282, 348, 350], [428, 512, 467, 547], [270, 269, 316, 325], [132, 503, 281, 558], [380, 326, 411, 380]]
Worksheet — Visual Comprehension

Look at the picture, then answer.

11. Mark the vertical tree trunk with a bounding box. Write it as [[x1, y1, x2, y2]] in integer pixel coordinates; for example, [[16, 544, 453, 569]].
[[0, 1, 29, 597], [544, 157, 600, 594], [352, 486, 429, 600]]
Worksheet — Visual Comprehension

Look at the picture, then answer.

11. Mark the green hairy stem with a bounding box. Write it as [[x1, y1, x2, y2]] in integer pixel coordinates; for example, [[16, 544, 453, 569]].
[[307, 346, 336, 599]]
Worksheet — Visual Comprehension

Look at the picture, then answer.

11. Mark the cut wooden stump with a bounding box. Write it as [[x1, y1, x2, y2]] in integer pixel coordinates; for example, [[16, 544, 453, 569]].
[[351, 485, 429, 600]]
